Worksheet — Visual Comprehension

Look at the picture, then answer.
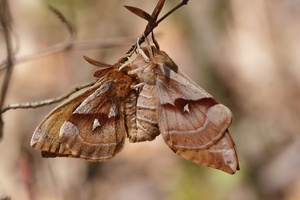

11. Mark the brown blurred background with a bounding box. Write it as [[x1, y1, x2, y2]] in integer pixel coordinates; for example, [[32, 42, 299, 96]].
[[1, 0, 300, 200]]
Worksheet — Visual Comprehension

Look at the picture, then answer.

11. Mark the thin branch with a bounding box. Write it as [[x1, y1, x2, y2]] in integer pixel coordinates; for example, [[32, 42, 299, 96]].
[[0, 0, 14, 139], [48, 5, 75, 43], [0, 4, 74, 71], [0, 80, 97, 114], [143, 0, 189, 43], [0, 36, 135, 71], [155, 0, 189, 28], [122, 0, 189, 61]]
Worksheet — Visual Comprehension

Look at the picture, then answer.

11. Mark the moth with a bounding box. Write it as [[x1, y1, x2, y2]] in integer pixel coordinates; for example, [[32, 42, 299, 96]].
[[31, 42, 239, 174]]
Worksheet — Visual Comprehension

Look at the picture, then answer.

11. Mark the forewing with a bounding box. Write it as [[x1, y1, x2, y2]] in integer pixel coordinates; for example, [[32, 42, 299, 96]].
[[156, 64, 239, 173], [59, 79, 126, 161], [31, 80, 105, 158], [156, 65, 233, 148], [31, 69, 132, 161]]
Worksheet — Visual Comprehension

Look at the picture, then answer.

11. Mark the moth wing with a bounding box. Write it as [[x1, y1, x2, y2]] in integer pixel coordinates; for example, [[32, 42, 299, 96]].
[[31, 80, 104, 158], [31, 70, 128, 161], [175, 130, 239, 174], [58, 79, 127, 161], [156, 65, 239, 173]]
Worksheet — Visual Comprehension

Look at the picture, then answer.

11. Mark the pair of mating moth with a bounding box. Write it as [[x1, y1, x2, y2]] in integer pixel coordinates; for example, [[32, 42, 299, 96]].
[[31, 41, 239, 174]]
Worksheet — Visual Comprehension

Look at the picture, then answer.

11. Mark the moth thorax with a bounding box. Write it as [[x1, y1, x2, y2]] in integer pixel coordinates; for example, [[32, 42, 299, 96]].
[[140, 63, 157, 85], [131, 55, 157, 85]]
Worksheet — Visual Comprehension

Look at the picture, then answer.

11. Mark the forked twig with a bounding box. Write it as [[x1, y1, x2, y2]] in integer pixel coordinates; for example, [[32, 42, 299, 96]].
[[0, 5, 74, 71], [0, 4, 74, 139], [122, 0, 189, 61]]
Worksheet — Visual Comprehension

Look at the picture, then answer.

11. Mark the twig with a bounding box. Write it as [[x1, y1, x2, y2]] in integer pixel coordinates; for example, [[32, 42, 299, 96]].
[[0, 80, 97, 114], [0, 0, 14, 139], [123, 0, 189, 59], [0, 36, 136, 71], [143, 0, 189, 43], [155, 0, 189, 28], [48, 5, 75, 43], [0, 4, 74, 71]]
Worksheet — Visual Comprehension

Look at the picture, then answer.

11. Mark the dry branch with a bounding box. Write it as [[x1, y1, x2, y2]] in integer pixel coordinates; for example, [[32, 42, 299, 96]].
[[0, 80, 97, 114], [0, 0, 14, 139]]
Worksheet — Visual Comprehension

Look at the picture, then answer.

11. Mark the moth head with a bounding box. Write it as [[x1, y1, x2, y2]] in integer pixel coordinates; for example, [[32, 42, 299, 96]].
[[145, 46, 178, 73]]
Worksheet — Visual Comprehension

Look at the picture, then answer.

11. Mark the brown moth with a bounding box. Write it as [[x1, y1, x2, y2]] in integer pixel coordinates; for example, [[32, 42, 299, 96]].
[[31, 41, 239, 174]]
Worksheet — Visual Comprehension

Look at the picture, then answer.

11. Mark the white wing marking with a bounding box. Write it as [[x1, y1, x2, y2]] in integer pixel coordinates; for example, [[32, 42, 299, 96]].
[[108, 105, 117, 118], [60, 121, 117, 147], [183, 103, 190, 113], [92, 119, 101, 131]]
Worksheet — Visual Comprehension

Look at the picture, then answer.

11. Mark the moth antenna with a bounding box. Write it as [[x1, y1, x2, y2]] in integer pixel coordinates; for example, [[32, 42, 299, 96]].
[[136, 38, 150, 62], [83, 56, 113, 68]]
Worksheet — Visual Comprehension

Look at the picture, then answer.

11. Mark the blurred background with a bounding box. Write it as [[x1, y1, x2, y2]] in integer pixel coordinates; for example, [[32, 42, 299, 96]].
[[1, 0, 300, 199]]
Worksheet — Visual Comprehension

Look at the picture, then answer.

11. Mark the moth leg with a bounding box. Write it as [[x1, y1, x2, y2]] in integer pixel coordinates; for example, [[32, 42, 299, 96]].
[[119, 57, 133, 71], [151, 31, 160, 49], [144, 36, 154, 60], [131, 82, 145, 90], [118, 47, 136, 63], [128, 63, 150, 75], [136, 38, 150, 62]]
